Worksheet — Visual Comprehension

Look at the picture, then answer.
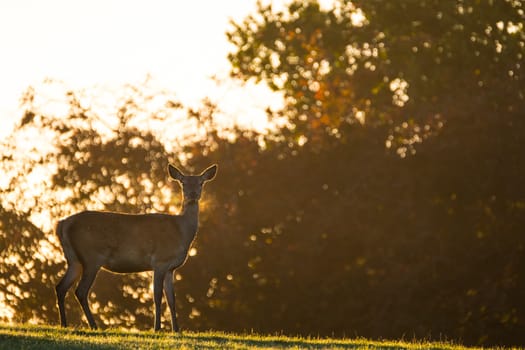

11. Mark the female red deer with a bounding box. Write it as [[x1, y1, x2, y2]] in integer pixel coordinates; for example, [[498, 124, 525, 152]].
[[55, 163, 217, 332]]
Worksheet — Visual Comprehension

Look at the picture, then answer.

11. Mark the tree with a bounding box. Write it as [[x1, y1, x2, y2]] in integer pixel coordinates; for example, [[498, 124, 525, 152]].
[[0, 79, 223, 329], [225, 0, 525, 345], [227, 0, 524, 154]]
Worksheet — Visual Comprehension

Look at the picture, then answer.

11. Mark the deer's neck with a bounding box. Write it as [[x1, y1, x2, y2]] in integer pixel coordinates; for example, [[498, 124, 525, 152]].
[[179, 199, 199, 237]]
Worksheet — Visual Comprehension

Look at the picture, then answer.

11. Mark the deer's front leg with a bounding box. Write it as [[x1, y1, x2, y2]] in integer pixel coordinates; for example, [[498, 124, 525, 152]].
[[153, 268, 167, 331]]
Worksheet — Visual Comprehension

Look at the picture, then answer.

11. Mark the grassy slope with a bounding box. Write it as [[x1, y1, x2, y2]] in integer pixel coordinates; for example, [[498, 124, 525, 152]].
[[0, 323, 482, 350]]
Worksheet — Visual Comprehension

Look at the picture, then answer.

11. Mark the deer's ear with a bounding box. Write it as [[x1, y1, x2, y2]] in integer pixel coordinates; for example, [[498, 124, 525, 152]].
[[200, 164, 218, 182], [168, 164, 185, 182]]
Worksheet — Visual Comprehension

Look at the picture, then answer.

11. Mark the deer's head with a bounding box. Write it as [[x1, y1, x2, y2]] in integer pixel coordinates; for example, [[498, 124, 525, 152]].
[[168, 164, 217, 202]]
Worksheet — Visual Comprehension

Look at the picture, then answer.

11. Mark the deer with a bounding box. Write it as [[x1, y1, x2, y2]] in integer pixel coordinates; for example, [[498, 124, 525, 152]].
[[55, 163, 217, 332]]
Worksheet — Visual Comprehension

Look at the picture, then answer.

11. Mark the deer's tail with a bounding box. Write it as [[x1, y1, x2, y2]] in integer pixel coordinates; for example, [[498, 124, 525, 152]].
[[56, 219, 80, 266]]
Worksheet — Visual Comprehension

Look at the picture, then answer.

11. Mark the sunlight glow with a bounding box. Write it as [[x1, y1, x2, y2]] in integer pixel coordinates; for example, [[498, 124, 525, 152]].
[[350, 9, 366, 27], [0, 292, 15, 320], [389, 78, 410, 107], [0, 0, 285, 138]]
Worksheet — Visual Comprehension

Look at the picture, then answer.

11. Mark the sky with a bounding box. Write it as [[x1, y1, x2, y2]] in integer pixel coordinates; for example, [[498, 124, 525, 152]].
[[0, 0, 284, 137]]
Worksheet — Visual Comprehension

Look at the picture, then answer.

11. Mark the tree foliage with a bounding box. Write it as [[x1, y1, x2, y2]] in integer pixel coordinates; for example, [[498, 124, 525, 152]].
[[223, 0, 525, 345], [0, 80, 217, 328], [228, 0, 524, 154]]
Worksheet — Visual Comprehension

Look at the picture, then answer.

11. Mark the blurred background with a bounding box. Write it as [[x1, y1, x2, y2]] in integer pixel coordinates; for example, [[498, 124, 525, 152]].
[[0, 0, 524, 347]]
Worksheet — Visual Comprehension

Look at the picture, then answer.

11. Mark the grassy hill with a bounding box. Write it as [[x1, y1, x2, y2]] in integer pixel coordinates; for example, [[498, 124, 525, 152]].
[[0, 323, 483, 349]]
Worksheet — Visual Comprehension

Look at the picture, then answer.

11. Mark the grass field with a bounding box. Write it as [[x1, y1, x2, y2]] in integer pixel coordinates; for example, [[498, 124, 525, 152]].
[[0, 323, 484, 350]]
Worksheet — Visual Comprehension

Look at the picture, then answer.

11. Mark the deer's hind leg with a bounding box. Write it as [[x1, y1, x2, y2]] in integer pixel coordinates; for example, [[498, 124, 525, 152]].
[[75, 265, 100, 330], [56, 261, 82, 327]]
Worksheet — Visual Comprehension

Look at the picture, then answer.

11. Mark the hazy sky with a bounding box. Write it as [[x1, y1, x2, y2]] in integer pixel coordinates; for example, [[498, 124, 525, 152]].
[[0, 0, 283, 137]]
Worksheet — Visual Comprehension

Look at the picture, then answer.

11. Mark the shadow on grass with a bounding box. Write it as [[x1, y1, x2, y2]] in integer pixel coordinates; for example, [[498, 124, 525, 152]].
[[183, 332, 407, 350], [0, 333, 115, 350]]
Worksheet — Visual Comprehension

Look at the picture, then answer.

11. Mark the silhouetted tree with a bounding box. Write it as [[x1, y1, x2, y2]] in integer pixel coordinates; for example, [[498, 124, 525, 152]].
[[220, 0, 525, 345], [0, 80, 227, 329]]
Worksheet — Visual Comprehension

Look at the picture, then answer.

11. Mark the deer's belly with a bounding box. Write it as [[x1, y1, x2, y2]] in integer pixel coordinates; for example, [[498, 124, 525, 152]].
[[103, 251, 152, 273], [102, 262, 152, 273]]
